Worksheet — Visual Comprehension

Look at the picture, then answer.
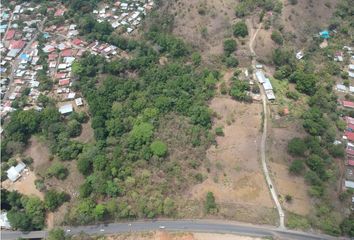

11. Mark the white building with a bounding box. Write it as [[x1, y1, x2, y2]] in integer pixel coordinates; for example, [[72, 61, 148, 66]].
[[7, 162, 26, 182], [0, 212, 11, 229], [59, 103, 73, 114]]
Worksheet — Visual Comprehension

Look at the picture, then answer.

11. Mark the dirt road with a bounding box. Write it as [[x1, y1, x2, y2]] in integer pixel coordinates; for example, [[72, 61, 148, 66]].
[[248, 20, 285, 229]]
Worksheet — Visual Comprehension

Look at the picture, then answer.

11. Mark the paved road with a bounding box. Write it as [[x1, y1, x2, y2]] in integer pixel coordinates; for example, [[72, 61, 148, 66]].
[[248, 20, 285, 229], [1, 220, 343, 240]]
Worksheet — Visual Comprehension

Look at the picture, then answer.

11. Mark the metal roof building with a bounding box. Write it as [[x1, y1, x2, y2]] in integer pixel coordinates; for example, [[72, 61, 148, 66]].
[[6, 162, 26, 182], [59, 104, 73, 115]]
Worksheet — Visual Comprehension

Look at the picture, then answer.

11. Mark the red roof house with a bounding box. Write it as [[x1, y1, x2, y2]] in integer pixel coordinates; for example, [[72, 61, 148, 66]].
[[59, 78, 70, 86], [56, 73, 66, 79], [348, 160, 354, 166], [346, 117, 354, 125], [5, 29, 15, 40], [345, 131, 354, 142], [9, 40, 25, 50], [347, 148, 354, 156], [72, 38, 82, 46], [343, 100, 354, 109], [61, 49, 72, 57], [54, 9, 65, 17], [48, 53, 58, 61]]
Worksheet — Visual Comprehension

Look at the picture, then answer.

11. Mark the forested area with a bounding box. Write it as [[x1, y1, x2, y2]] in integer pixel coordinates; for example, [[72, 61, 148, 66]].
[[1, 1, 219, 227]]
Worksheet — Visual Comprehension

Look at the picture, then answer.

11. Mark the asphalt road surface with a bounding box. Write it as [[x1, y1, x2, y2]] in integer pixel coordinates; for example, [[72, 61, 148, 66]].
[[1, 220, 345, 240]]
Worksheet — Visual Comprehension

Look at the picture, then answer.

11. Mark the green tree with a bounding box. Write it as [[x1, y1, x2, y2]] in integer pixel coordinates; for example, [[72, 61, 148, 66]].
[[189, 106, 212, 128], [341, 215, 354, 237], [22, 196, 45, 229], [44, 190, 69, 211], [205, 192, 217, 214], [223, 39, 237, 56], [271, 30, 284, 45], [128, 122, 154, 148], [93, 204, 106, 220], [47, 228, 67, 240], [287, 138, 306, 156], [7, 210, 31, 231], [233, 21, 248, 37], [150, 140, 168, 157], [289, 159, 305, 175], [46, 162, 69, 180]]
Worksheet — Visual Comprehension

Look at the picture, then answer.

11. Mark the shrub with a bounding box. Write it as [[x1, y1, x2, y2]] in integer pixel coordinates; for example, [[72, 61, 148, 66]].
[[150, 140, 168, 157], [205, 192, 217, 214], [225, 56, 239, 67], [46, 162, 69, 180], [286, 91, 299, 100], [289, 159, 305, 175], [285, 194, 293, 202], [271, 30, 284, 45], [215, 127, 224, 136]]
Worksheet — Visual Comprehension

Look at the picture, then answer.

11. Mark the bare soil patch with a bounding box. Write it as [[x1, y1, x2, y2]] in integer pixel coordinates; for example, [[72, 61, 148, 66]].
[[73, 120, 95, 144], [2, 170, 44, 200], [188, 95, 275, 224], [163, 0, 245, 61], [104, 231, 263, 240], [281, 0, 339, 47], [267, 119, 311, 216], [24, 136, 50, 169]]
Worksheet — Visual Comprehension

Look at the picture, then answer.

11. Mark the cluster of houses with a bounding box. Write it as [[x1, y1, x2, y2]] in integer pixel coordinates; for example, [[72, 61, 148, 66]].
[[93, 0, 154, 33], [335, 46, 354, 93], [254, 66, 276, 100], [0, 2, 45, 118]]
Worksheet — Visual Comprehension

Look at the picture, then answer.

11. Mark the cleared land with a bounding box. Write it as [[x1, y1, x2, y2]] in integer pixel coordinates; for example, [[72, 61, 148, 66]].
[[103, 232, 264, 240], [188, 92, 276, 224]]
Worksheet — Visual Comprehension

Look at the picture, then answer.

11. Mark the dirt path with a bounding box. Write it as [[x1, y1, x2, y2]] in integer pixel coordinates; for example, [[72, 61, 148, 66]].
[[248, 20, 285, 229]]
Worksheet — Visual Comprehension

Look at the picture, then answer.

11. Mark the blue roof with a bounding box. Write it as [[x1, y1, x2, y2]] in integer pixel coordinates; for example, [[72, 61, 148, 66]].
[[0, 24, 7, 29], [43, 32, 50, 39], [20, 53, 30, 60], [320, 30, 330, 39]]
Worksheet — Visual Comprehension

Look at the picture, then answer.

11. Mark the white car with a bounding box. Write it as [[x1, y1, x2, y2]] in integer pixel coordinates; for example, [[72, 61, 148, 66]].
[[159, 226, 165, 229]]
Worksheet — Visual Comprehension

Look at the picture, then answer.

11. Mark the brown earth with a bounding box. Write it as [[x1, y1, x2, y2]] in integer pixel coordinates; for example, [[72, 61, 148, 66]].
[[281, 0, 339, 47], [187, 92, 275, 224], [164, 0, 243, 60], [24, 136, 50, 170], [267, 118, 311, 216], [23, 136, 84, 227], [2, 170, 44, 200], [73, 120, 95, 144], [104, 232, 264, 240]]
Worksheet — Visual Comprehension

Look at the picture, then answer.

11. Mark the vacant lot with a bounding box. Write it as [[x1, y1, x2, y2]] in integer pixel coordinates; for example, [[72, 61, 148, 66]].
[[103, 232, 264, 240], [73, 120, 95, 144], [2, 170, 44, 200], [188, 95, 276, 224], [281, 0, 339, 47], [267, 118, 311, 216]]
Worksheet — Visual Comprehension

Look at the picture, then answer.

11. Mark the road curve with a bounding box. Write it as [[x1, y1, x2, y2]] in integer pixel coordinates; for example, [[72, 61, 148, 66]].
[[248, 20, 285, 229], [0, 220, 343, 240]]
